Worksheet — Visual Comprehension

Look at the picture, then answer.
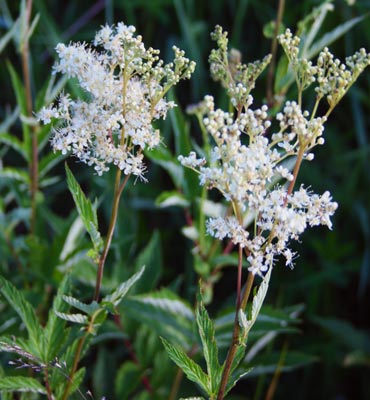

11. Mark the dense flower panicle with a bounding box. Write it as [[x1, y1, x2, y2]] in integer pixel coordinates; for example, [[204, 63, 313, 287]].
[[38, 23, 195, 178], [179, 93, 339, 274], [180, 24, 370, 276]]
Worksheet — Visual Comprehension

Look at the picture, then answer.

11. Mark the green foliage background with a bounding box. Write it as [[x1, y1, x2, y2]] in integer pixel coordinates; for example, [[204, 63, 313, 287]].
[[0, 0, 369, 399]]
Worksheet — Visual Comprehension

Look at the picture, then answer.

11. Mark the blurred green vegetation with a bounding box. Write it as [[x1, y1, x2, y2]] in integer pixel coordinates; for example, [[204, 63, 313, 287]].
[[0, 0, 369, 399]]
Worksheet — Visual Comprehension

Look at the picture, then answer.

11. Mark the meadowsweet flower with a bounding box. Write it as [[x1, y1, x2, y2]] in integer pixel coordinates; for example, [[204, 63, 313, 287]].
[[186, 25, 366, 276], [38, 23, 195, 178], [179, 92, 340, 275]]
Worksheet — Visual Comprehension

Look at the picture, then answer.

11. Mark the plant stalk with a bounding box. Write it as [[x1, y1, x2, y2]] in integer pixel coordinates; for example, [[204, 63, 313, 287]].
[[94, 172, 130, 301], [285, 146, 305, 202], [266, 0, 285, 107], [21, 0, 39, 234], [61, 334, 87, 400], [216, 259, 255, 399]]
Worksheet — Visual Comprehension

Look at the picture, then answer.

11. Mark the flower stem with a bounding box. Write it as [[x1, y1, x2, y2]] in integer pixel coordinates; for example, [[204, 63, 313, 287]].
[[94, 171, 130, 301], [21, 0, 39, 235], [216, 259, 255, 399], [61, 334, 87, 400], [266, 0, 285, 107], [169, 367, 184, 400], [286, 146, 305, 200], [44, 368, 53, 400]]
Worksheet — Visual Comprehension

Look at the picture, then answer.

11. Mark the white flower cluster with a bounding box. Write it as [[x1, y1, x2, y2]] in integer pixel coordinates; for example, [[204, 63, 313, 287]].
[[38, 23, 195, 178], [179, 95, 338, 275]]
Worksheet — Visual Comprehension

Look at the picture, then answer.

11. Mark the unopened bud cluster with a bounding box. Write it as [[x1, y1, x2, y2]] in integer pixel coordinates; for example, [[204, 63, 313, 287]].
[[38, 23, 195, 178], [278, 29, 370, 110], [209, 25, 271, 107]]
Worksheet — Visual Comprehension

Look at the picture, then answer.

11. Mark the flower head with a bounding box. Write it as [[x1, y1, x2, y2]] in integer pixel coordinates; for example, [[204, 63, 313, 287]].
[[38, 23, 195, 178]]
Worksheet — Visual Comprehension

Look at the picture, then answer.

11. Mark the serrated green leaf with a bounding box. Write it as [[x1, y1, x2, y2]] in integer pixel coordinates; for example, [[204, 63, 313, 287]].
[[299, 1, 334, 56], [306, 14, 367, 60], [155, 190, 189, 208], [263, 20, 285, 39], [0, 105, 19, 133], [44, 75, 68, 108], [196, 303, 221, 394], [6, 61, 30, 151], [168, 103, 201, 200], [274, 54, 290, 94], [250, 268, 272, 331], [210, 254, 243, 269], [161, 337, 209, 395], [54, 311, 88, 325], [38, 150, 64, 178], [0, 377, 47, 394], [0, 17, 20, 53], [43, 278, 70, 361], [59, 217, 85, 261], [180, 398, 205, 400], [145, 146, 183, 188], [39, 176, 61, 188], [225, 367, 252, 395], [37, 123, 54, 152], [122, 289, 194, 347], [133, 232, 162, 293], [0, 168, 30, 184], [245, 350, 318, 377], [61, 295, 100, 316], [312, 316, 370, 352], [224, 346, 250, 396], [0, 317, 17, 334], [0, 132, 27, 160], [0, 276, 43, 358], [64, 367, 86, 398], [24, 13, 40, 46], [115, 361, 142, 400], [51, 339, 89, 398], [0, 336, 38, 360], [65, 163, 103, 252], [103, 266, 145, 307]]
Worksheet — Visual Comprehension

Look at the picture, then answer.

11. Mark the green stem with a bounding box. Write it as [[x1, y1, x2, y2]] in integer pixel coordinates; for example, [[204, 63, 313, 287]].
[[61, 334, 87, 400], [216, 259, 255, 400], [21, 0, 38, 235], [297, 89, 302, 108], [94, 172, 130, 301], [44, 368, 53, 400], [169, 345, 197, 400], [169, 367, 184, 400], [265, 341, 288, 400], [266, 0, 285, 107], [240, 270, 255, 311], [61, 309, 103, 400], [285, 145, 305, 202]]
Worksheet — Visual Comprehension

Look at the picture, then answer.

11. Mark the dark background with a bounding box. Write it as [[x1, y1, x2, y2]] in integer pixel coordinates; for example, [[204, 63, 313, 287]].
[[1, 1, 370, 399]]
